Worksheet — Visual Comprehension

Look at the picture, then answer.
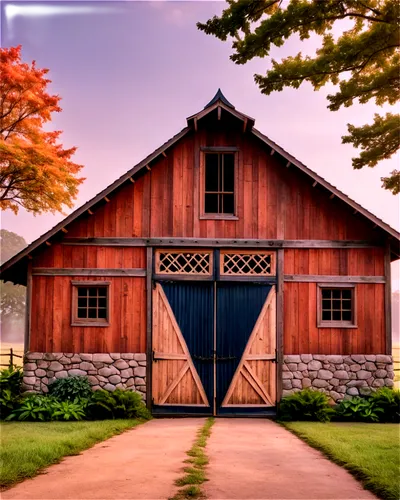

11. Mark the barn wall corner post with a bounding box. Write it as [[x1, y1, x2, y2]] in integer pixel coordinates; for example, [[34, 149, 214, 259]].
[[385, 240, 392, 355], [276, 249, 284, 403], [146, 246, 153, 410], [24, 260, 33, 353]]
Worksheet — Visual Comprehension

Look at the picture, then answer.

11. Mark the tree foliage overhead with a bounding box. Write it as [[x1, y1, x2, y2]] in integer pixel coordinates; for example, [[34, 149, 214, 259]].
[[0, 46, 84, 214], [198, 0, 400, 194]]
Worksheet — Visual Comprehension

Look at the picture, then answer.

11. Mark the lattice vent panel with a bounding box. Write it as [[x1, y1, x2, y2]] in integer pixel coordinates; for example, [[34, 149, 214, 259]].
[[221, 251, 275, 276], [155, 250, 213, 275]]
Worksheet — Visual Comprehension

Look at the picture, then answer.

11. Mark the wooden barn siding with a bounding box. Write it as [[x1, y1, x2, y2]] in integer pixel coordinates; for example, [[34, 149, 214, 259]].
[[64, 129, 376, 241], [283, 283, 385, 355], [30, 276, 146, 353], [284, 248, 385, 276], [33, 246, 146, 268]]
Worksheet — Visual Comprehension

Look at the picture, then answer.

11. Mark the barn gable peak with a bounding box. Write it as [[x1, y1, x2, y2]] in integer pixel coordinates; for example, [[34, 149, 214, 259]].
[[204, 88, 235, 109]]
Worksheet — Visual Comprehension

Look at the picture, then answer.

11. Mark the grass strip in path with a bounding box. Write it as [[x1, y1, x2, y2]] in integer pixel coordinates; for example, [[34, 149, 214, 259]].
[[282, 422, 399, 500], [171, 417, 215, 500], [1, 419, 142, 490]]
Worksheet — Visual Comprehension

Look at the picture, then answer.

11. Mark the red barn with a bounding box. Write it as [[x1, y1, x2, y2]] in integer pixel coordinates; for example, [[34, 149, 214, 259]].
[[1, 90, 398, 416]]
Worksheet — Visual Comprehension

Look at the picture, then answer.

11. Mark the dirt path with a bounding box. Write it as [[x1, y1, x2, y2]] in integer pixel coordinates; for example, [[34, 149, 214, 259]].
[[2, 418, 202, 500], [204, 419, 377, 500]]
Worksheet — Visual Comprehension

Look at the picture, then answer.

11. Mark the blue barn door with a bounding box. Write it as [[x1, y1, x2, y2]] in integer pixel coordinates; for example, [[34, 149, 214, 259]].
[[152, 280, 276, 415], [216, 282, 277, 414]]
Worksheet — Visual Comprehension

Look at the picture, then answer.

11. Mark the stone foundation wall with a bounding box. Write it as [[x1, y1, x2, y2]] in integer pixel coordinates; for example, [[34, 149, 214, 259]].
[[22, 352, 147, 400], [283, 354, 394, 402]]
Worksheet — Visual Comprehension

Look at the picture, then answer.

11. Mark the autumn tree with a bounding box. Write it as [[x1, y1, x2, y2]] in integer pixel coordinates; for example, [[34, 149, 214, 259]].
[[0, 46, 84, 214], [0, 230, 26, 343], [198, 0, 400, 194]]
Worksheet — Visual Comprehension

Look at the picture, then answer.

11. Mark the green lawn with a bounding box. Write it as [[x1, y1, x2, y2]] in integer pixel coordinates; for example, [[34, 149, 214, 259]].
[[283, 422, 400, 500], [0, 420, 141, 490]]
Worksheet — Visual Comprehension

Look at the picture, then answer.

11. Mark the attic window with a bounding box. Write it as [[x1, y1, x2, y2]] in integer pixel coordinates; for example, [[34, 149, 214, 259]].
[[204, 153, 235, 215]]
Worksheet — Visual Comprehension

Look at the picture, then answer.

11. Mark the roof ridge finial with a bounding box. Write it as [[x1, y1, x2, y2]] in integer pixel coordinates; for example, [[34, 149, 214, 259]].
[[204, 89, 235, 110]]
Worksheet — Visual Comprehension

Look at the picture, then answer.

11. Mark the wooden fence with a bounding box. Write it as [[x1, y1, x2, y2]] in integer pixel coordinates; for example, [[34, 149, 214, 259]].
[[0, 348, 23, 368]]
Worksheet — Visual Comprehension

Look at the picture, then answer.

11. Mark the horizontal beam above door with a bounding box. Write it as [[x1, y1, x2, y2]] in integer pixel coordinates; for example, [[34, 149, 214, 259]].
[[62, 237, 380, 249], [32, 268, 146, 277], [284, 275, 386, 283]]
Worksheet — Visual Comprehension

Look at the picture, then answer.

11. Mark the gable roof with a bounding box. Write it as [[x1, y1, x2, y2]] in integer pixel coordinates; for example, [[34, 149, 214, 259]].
[[1, 89, 399, 284]]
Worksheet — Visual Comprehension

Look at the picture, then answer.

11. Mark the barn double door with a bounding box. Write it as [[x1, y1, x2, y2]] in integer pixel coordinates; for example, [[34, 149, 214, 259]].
[[152, 281, 276, 415]]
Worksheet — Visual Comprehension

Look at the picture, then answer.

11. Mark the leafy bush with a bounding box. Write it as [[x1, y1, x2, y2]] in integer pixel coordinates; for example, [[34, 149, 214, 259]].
[[335, 396, 384, 422], [367, 387, 400, 423], [278, 389, 334, 422], [0, 389, 22, 419], [0, 365, 23, 396], [88, 389, 151, 420], [6, 394, 53, 421], [48, 376, 92, 401], [0, 366, 23, 419], [51, 399, 87, 421]]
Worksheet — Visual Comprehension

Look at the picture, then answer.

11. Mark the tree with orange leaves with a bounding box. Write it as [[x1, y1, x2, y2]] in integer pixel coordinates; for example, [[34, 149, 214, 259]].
[[0, 46, 84, 214]]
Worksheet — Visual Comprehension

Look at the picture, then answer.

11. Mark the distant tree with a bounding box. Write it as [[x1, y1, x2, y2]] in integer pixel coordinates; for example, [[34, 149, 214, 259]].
[[0, 46, 84, 214], [0, 229, 26, 337], [198, 0, 400, 194]]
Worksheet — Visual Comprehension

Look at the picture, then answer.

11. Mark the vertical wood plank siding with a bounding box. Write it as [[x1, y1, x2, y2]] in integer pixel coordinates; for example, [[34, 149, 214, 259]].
[[283, 283, 385, 355], [28, 117, 389, 356], [62, 127, 377, 241], [29, 276, 146, 353]]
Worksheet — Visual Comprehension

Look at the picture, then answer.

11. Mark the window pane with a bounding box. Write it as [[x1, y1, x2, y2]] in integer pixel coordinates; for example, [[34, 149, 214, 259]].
[[97, 287, 107, 297], [98, 308, 107, 319], [98, 297, 107, 308], [89, 288, 97, 297], [332, 300, 341, 310], [205, 154, 219, 192], [342, 310, 352, 321], [342, 300, 352, 310], [332, 310, 341, 321], [205, 193, 218, 213], [322, 310, 331, 321], [321, 289, 331, 299], [332, 290, 341, 299], [78, 288, 87, 298], [322, 299, 331, 310], [342, 289, 352, 299], [89, 298, 97, 308], [88, 308, 97, 319], [77, 308, 87, 319], [223, 154, 234, 192], [222, 194, 234, 214], [78, 297, 87, 308]]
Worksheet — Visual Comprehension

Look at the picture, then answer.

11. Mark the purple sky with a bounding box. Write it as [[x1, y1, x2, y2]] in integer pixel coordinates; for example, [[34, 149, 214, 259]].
[[1, 0, 399, 288]]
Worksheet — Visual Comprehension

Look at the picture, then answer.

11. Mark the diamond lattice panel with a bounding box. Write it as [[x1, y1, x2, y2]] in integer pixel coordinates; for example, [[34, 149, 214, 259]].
[[221, 251, 275, 276], [156, 250, 212, 275]]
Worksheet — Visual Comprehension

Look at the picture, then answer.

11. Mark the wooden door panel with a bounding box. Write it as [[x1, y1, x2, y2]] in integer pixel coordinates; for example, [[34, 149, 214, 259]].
[[221, 286, 276, 408], [152, 283, 210, 407]]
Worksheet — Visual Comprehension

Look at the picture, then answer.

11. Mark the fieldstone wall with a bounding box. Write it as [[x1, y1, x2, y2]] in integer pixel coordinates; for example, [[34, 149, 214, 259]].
[[283, 354, 394, 401], [22, 352, 147, 400]]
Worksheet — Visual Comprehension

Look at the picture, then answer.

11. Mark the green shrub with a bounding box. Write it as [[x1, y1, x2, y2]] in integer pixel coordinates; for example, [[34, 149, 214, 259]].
[[48, 376, 92, 401], [0, 388, 22, 419], [88, 389, 151, 420], [335, 396, 384, 422], [367, 387, 400, 423], [50, 399, 87, 421], [278, 389, 334, 422], [0, 366, 23, 420], [0, 365, 23, 396], [6, 394, 53, 421]]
